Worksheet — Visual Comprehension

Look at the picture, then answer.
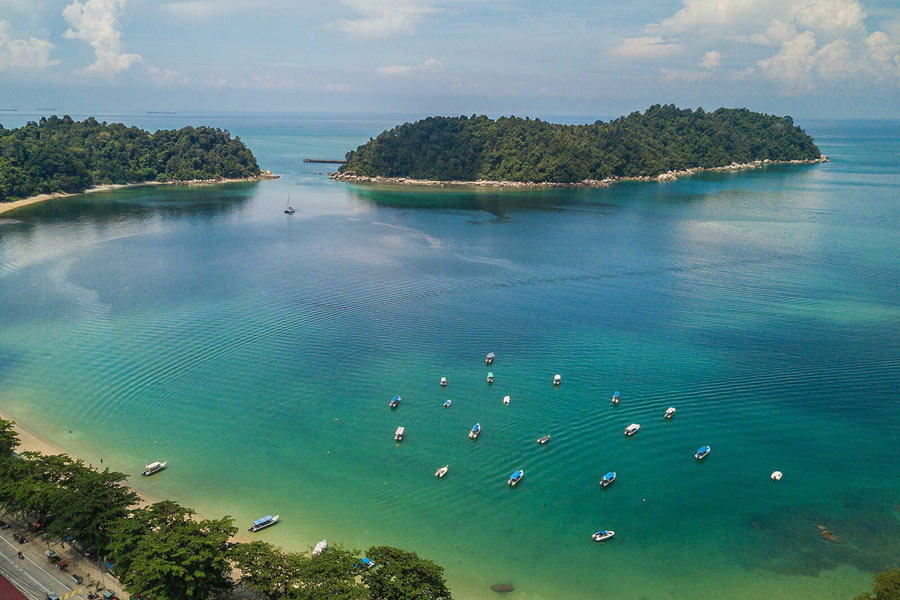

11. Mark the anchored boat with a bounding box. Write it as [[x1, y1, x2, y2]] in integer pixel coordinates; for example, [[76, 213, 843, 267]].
[[592, 530, 615, 542], [435, 465, 449, 478], [394, 426, 405, 441], [553, 374, 561, 386], [508, 469, 524, 486], [486, 372, 494, 384], [695, 445, 711, 460], [469, 423, 481, 440], [440, 377, 447, 387], [249, 515, 279, 532], [771, 470, 783, 481], [536, 434, 551, 444], [665, 407, 676, 419], [312, 539, 327, 556], [443, 399, 452, 408], [142, 461, 167, 476], [600, 471, 616, 487], [503, 395, 510, 405], [624, 423, 640, 436], [389, 395, 400, 408], [485, 352, 495, 365], [612, 391, 620, 405]]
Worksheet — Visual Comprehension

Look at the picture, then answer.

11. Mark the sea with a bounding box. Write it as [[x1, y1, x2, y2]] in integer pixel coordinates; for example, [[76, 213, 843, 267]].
[[0, 112, 898, 600]]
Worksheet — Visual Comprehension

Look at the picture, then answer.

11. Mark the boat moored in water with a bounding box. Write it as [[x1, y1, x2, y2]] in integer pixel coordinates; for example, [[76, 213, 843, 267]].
[[624, 423, 640, 436], [503, 395, 510, 405], [142, 461, 167, 476], [537, 434, 551, 444], [440, 377, 447, 387], [249, 515, 279, 532], [600, 471, 616, 487], [771, 470, 783, 481], [486, 372, 494, 384], [485, 352, 495, 365], [553, 374, 561, 386], [389, 395, 401, 408], [592, 530, 615, 542], [665, 407, 676, 419], [469, 423, 481, 440], [612, 391, 620, 404], [695, 445, 711, 460], [508, 469, 524, 486], [443, 399, 452, 408], [395, 426, 405, 441], [312, 539, 327, 556], [435, 465, 449, 478]]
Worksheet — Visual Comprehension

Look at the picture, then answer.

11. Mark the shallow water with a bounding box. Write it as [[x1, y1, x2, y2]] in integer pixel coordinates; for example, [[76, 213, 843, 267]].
[[1, 113, 898, 599]]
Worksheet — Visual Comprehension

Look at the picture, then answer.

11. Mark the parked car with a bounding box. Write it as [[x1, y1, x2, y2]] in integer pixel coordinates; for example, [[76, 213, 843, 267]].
[[72, 573, 84, 585]]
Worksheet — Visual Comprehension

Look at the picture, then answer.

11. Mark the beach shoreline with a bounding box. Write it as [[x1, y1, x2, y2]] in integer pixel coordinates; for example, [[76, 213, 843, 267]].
[[0, 171, 279, 218], [330, 156, 828, 189]]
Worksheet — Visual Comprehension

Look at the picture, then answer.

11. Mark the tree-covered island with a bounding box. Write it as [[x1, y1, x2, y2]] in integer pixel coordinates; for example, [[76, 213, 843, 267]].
[[336, 105, 824, 186], [0, 115, 271, 202]]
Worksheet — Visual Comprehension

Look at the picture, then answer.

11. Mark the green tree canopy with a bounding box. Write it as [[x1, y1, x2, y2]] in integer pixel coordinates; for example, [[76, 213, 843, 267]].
[[856, 569, 900, 600], [361, 545, 452, 600], [0, 418, 19, 457]]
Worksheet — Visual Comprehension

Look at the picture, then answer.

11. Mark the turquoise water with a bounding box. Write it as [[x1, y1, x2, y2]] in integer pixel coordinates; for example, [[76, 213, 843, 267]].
[[1, 114, 899, 599]]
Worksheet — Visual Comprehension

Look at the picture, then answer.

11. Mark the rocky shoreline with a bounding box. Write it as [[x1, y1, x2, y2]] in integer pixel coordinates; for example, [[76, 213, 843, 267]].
[[329, 157, 828, 189]]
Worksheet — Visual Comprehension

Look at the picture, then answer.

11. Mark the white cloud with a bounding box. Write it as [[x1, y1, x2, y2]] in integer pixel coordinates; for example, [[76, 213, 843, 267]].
[[336, 0, 436, 38], [700, 50, 721, 69], [793, 0, 866, 33], [147, 65, 189, 86], [377, 64, 415, 76], [758, 31, 817, 90], [161, 0, 255, 19], [63, 0, 142, 75], [377, 57, 442, 77], [0, 20, 58, 72], [610, 36, 683, 58]]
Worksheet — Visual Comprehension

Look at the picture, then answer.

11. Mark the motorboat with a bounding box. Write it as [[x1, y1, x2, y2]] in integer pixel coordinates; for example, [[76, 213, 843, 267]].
[[591, 530, 615, 542], [503, 395, 510, 405], [389, 395, 401, 408], [536, 434, 551, 444], [771, 470, 783, 481], [612, 391, 620, 405], [553, 374, 561, 386], [486, 372, 494, 384], [394, 426, 405, 441], [435, 465, 449, 478], [360, 557, 375, 568], [469, 423, 481, 440], [443, 399, 452, 408], [624, 423, 640, 436], [600, 471, 616, 487], [312, 539, 327, 556], [695, 445, 711, 460], [485, 352, 495, 365], [440, 377, 447, 387], [508, 469, 524, 486], [249, 515, 279, 532], [142, 461, 167, 476], [665, 407, 676, 419]]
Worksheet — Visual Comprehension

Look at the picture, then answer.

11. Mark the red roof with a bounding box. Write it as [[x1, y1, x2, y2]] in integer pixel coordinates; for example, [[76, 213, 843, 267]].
[[0, 574, 28, 600]]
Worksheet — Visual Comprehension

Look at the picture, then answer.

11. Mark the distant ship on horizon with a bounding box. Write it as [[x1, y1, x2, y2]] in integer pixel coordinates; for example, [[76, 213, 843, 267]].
[[147, 110, 177, 114]]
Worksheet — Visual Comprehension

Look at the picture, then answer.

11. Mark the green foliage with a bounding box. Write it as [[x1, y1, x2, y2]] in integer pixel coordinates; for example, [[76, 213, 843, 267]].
[[341, 105, 822, 183], [0, 418, 19, 457], [108, 501, 237, 600], [856, 569, 900, 600], [361, 545, 452, 600], [0, 115, 262, 201]]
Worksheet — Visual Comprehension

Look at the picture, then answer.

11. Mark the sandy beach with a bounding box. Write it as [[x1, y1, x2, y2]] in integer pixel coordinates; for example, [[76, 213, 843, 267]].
[[0, 172, 278, 218]]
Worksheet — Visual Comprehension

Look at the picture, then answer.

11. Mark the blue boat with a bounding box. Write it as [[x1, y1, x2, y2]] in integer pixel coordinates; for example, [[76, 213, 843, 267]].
[[249, 514, 279, 532], [508, 469, 524, 486], [612, 391, 620, 404], [592, 530, 615, 542], [600, 471, 616, 487], [389, 395, 400, 408], [443, 399, 452, 408], [469, 422, 481, 439], [695, 445, 711, 460]]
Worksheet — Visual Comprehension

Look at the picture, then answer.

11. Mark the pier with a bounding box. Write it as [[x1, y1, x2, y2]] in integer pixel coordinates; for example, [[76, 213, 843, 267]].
[[303, 158, 346, 164]]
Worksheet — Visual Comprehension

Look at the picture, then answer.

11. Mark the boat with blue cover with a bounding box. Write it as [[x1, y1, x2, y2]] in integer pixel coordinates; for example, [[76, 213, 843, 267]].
[[469, 423, 481, 439], [612, 391, 620, 405], [695, 445, 710, 460], [249, 514, 279, 532], [592, 530, 615, 542], [600, 471, 616, 487], [389, 395, 400, 408], [443, 399, 452, 408], [508, 469, 524, 486]]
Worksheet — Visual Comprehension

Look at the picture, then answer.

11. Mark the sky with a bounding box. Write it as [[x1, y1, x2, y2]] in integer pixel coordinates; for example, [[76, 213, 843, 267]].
[[1, 0, 899, 118]]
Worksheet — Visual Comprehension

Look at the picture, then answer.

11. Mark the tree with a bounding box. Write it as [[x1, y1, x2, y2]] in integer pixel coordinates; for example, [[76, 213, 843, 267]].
[[856, 569, 900, 600], [361, 546, 452, 600], [109, 501, 237, 600], [230, 541, 304, 600], [0, 418, 19, 457]]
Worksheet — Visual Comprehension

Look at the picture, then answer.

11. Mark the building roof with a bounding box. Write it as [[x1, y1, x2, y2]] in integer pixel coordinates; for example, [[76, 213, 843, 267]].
[[0, 574, 29, 600]]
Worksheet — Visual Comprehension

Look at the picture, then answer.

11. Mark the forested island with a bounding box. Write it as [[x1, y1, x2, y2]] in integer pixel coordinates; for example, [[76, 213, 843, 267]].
[[336, 105, 824, 186], [0, 116, 269, 202]]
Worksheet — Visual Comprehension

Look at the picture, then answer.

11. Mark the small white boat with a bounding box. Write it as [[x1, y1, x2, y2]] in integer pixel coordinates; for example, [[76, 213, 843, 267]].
[[284, 206, 295, 215], [503, 395, 510, 405], [249, 514, 279, 532], [435, 465, 449, 478], [394, 426, 405, 442], [611, 391, 620, 405], [624, 423, 640, 436], [695, 445, 711, 460], [142, 461, 167, 476], [389, 395, 400, 408], [508, 469, 524, 486], [665, 407, 676, 419], [486, 372, 494, 384], [771, 470, 783, 481], [443, 399, 452, 408], [600, 471, 616, 487], [485, 352, 495, 365], [440, 377, 447, 387], [312, 539, 327, 556], [536, 434, 551, 444], [469, 423, 481, 440], [592, 530, 615, 542], [553, 374, 561, 386]]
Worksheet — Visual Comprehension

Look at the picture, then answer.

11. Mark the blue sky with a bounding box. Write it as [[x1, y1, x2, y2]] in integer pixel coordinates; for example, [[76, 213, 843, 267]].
[[1, 0, 899, 117]]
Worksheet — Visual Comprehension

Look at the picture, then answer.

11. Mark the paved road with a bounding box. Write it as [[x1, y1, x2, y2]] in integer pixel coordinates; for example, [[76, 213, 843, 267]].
[[0, 527, 92, 600]]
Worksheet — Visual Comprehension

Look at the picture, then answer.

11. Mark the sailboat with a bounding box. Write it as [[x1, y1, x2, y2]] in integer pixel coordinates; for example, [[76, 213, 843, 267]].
[[284, 196, 295, 215]]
